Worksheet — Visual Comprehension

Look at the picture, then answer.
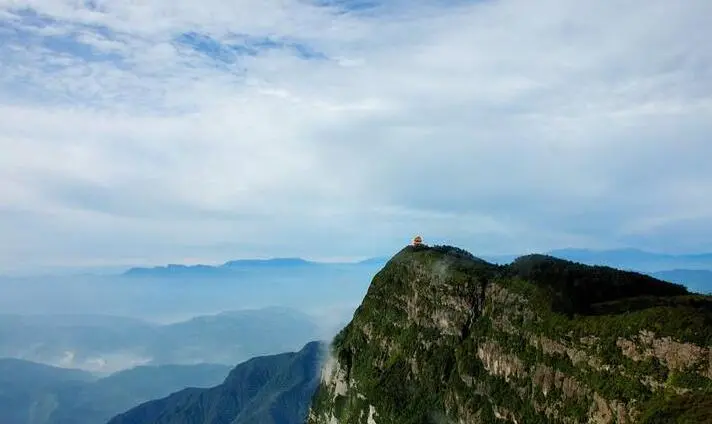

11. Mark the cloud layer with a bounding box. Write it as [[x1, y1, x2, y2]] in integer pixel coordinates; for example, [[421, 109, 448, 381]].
[[2, 0, 712, 272]]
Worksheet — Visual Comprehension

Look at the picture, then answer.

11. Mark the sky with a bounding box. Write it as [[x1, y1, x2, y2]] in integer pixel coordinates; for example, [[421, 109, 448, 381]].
[[2, 0, 712, 273]]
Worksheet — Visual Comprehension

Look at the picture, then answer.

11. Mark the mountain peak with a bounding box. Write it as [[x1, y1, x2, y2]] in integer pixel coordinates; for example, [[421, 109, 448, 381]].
[[307, 245, 712, 424]]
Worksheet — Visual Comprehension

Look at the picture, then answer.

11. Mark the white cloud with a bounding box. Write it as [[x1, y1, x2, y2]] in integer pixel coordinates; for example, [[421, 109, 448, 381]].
[[1, 0, 712, 272]]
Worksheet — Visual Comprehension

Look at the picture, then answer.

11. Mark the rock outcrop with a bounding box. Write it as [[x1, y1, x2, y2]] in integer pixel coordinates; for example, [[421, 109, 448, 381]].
[[306, 245, 712, 424]]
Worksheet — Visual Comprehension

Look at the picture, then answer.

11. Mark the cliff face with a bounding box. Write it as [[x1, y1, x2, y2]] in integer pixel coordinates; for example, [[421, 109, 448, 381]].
[[306, 246, 712, 424]]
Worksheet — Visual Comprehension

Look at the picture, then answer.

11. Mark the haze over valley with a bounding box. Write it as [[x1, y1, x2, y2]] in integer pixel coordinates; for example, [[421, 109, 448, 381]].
[[1, 248, 708, 378], [2, 0, 712, 422]]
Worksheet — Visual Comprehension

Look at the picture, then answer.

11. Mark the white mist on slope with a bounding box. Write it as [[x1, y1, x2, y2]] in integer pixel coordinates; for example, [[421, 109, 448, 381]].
[[53, 351, 154, 375], [0, 306, 361, 373], [0, 261, 377, 373]]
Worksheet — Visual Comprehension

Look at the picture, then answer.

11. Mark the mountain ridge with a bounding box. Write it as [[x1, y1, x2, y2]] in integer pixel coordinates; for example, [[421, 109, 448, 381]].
[[0, 307, 322, 373], [547, 248, 712, 271], [107, 341, 325, 424], [307, 244, 712, 424], [123, 257, 384, 277], [0, 358, 231, 424], [483, 247, 712, 269]]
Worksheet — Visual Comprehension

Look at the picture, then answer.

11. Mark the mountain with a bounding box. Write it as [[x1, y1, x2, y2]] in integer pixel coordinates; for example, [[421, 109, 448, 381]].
[[108, 341, 325, 424], [0, 358, 230, 424], [356, 257, 389, 266], [307, 245, 712, 424], [0, 314, 157, 373], [547, 248, 712, 272], [148, 307, 322, 366], [485, 249, 712, 293], [0, 357, 95, 386], [123, 257, 382, 278], [653, 269, 712, 295], [0, 307, 322, 373], [0, 358, 95, 424]]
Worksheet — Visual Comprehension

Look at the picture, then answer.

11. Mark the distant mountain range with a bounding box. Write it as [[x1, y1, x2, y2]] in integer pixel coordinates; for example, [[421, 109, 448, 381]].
[[123, 257, 384, 278], [121, 249, 712, 294], [651, 269, 712, 294], [108, 341, 324, 424], [0, 357, 230, 424], [0, 307, 324, 373], [124, 248, 712, 277]]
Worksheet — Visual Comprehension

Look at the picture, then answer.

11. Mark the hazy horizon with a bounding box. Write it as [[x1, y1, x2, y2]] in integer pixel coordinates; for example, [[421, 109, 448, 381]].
[[2, 0, 712, 273], [7, 244, 712, 277], [0, 303, 353, 373], [2, 1, 710, 422]]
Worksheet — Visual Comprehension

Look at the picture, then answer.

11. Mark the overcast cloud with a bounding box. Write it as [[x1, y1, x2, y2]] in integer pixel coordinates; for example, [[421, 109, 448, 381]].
[[1, 0, 712, 273]]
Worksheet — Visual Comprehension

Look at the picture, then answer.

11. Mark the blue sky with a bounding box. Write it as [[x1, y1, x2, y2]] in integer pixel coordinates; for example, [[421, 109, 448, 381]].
[[1, 0, 712, 272]]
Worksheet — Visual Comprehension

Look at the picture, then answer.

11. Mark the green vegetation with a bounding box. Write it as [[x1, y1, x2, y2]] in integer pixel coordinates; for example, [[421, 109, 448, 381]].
[[108, 341, 323, 424], [669, 371, 712, 391], [508, 254, 689, 315], [641, 391, 712, 423], [309, 245, 712, 424], [0, 358, 230, 424]]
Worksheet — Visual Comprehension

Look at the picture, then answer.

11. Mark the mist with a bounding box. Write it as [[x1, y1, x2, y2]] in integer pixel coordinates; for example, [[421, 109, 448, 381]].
[[0, 263, 377, 374], [0, 267, 373, 322]]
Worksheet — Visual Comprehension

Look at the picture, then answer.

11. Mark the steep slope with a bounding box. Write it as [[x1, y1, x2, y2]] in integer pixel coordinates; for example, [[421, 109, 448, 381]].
[[0, 359, 229, 424], [307, 245, 712, 424], [108, 341, 325, 424], [0, 359, 95, 424], [49, 363, 231, 424]]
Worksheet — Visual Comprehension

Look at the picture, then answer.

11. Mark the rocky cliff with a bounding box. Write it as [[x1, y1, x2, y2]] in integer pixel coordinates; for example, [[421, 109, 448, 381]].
[[306, 245, 712, 424]]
